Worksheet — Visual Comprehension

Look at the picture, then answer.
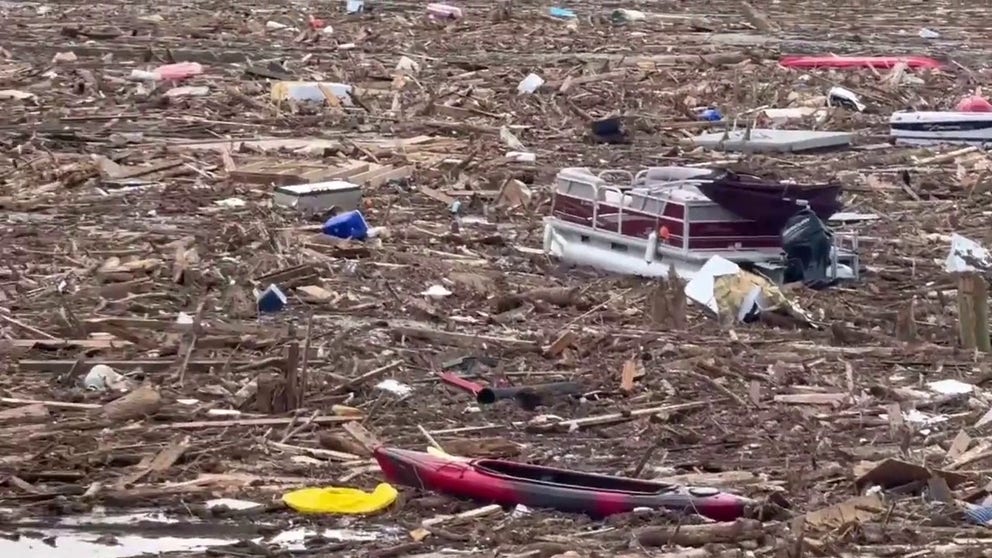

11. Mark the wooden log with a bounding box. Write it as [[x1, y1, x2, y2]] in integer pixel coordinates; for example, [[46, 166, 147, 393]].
[[957, 271, 991, 352], [101, 386, 162, 421], [284, 324, 300, 410], [637, 518, 765, 547]]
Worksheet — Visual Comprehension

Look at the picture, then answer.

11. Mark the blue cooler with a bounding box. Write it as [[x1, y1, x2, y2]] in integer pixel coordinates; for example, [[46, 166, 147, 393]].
[[322, 210, 369, 241]]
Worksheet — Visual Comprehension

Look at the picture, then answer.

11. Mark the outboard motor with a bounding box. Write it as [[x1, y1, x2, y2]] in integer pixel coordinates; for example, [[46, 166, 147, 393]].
[[781, 208, 836, 289]]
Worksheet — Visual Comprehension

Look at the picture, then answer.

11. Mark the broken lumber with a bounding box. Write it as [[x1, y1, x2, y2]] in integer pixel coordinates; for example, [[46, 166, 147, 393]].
[[392, 326, 540, 350], [637, 518, 766, 547]]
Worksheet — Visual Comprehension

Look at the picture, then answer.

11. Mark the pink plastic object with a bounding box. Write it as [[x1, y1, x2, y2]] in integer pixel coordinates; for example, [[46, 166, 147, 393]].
[[779, 55, 942, 70], [154, 62, 204, 81], [956, 95, 992, 112], [427, 3, 462, 19]]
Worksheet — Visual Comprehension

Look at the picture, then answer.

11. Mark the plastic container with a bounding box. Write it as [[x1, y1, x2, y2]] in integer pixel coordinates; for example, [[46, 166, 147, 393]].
[[549, 7, 575, 19], [517, 73, 544, 94], [427, 3, 462, 19], [696, 108, 723, 122], [323, 210, 370, 240], [154, 62, 203, 81], [956, 95, 992, 112]]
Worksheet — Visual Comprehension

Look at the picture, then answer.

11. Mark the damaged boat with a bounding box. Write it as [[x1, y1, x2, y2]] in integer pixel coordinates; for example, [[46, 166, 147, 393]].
[[543, 166, 860, 285], [890, 110, 992, 146]]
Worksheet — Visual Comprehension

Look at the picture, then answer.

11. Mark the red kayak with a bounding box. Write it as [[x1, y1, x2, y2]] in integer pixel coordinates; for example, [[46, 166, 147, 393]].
[[373, 447, 751, 521], [779, 55, 942, 70]]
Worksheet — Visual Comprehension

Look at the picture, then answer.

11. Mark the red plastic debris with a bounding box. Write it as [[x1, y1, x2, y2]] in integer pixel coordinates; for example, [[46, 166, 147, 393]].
[[308, 16, 326, 30], [153, 62, 203, 81], [956, 95, 992, 112], [779, 55, 942, 70]]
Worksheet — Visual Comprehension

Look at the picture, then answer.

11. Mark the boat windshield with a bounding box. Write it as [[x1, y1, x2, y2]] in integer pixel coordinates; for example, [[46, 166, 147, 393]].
[[476, 460, 675, 494]]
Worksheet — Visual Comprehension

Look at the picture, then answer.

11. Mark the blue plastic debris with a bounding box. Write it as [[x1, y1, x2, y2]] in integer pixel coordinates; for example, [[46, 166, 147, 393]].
[[696, 108, 723, 122], [346, 0, 364, 14], [322, 210, 370, 241], [256, 284, 288, 314], [964, 503, 992, 526], [549, 7, 575, 19]]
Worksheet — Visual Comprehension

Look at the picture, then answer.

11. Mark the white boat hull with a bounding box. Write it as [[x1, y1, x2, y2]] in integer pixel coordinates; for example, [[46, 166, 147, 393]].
[[890, 111, 992, 147]]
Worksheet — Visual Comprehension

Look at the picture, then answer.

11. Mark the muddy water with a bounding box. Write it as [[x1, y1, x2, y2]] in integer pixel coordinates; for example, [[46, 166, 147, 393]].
[[0, 507, 389, 558]]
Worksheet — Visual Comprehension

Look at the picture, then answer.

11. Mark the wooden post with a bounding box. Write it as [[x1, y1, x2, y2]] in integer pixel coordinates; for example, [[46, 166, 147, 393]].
[[647, 264, 686, 330], [957, 272, 991, 352], [284, 324, 300, 410], [894, 297, 918, 343]]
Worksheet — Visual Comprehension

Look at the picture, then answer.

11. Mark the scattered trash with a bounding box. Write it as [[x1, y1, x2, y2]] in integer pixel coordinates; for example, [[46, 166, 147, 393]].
[[611, 9, 646, 24], [214, 197, 247, 208], [476, 381, 582, 409], [373, 447, 752, 520], [83, 364, 132, 392], [420, 284, 452, 299], [52, 51, 78, 64], [505, 151, 536, 162], [346, 0, 364, 14], [928, 379, 975, 395], [695, 107, 723, 121], [496, 178, 533, 208], [205, 498, 263, 511], [549, 7, 575, 19], [153, 62, 204, 81], [499, 126, 527, 150], [427, 3, 462, 20], [396, 55, 420, 74], [164, 86, 209, 98], [964, 503, 992, 526], [517, 73, 544, 94], [760, 107, 826, 125], [855, 458, 967, 491], [273, 181, 362, 216], [376, 379, 413, 397], [0, 89, 36, 101], [918, 27, 940, 39], [694, 128, 853, 153], [322, 209, 370, 241], [827, 86, 866, 112], [956, 91, 992, 112], [589, 116, 628, 144], [684, 256, 814, 326], [946, 233, 991, 273], [282, 483, 398, 514], [271, 81, 353, 106], [255, 284, 288, 313], [439, 371, 581, 409]]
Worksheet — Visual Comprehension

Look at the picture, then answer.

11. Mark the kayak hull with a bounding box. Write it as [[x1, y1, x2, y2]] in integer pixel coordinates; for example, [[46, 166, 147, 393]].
[[373, 447, 751, 521]]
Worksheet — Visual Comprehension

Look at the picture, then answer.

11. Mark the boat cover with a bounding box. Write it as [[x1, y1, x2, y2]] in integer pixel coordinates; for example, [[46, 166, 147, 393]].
[[696, 172, 843, 230]]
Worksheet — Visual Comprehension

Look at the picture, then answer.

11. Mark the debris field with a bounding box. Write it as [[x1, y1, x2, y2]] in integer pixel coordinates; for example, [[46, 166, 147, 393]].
[[4, 0, 992, 557]]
